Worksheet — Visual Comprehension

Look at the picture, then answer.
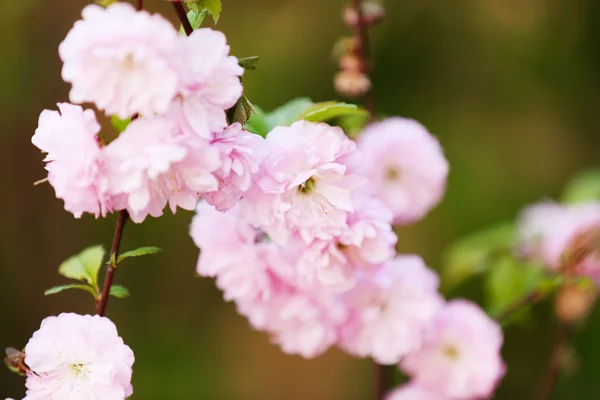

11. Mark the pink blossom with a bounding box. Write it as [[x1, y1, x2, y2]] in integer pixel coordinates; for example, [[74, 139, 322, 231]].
[[517, 201, 600, 282], [243, 120, 364, 244], [104, 117, 220, 223], [386, 384, 443, 400], [168, 28, 243, 138], [401, 300, 505, 399], [31, 103, 111, 218], [24, 313, 134, 400], [358, 117, 449, 224], [203, 124, 266, 211], [59, 3, 181, 118], [338, 255, 443, 364]]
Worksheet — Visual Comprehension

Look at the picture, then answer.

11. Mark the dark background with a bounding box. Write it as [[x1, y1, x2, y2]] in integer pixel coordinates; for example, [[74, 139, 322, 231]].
[[1, 0, 600, 398]]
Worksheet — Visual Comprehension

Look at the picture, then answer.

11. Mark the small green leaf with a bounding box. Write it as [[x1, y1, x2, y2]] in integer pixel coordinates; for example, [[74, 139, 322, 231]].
[[238, 56, 260, 70], [561, 169, 600, 204], [188, 0, 221, 23], [44, 283, 96, 297], [109, 285, 130, 298], [110, 115, 131, 133], [117, 246, 162, 264], [485, 257, 546, 320], [244, 107, 271, 137], [180, 9, 206, 34], [441, 222, 516, 293], [264, 98, 314, 128], [96, 0, 118, 6], [298, 101, 368, 122], [58, 245, 106, 289], [227, 96, 256, 126]]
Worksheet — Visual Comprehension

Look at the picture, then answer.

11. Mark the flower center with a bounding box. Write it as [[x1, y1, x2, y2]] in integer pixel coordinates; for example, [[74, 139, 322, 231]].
[[122, 52, 135, 70], [299, 177, 316, 194], [71, 363, 91, 379], [441, 343, 460, 360], [385, 167, 400, 181]]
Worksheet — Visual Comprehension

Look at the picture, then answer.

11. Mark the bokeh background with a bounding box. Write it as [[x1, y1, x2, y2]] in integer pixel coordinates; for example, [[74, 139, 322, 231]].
[[2, 0, 600, 398]]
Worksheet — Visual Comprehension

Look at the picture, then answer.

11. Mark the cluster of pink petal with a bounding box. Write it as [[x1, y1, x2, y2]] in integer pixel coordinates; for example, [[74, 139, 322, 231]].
[[23, 313, 134, 400], [33, 3, 263, 222], [358, 117, 449, 224], [517, 201, 600, 283]]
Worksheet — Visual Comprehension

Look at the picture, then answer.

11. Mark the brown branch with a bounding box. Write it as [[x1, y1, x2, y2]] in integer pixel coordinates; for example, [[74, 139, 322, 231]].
[[495, 288, 547, 325], [172, 2, 194, 36], [96, 210, 129, 316], [352, 0, 376, 118], [533, 322, 571, 400], [136, 0, 143, 10], [373, 363, 390, 400]]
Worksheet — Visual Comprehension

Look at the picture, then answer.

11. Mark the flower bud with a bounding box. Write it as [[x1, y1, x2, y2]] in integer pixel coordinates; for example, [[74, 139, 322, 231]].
[[334, 70, 371, 98], [339, 54, 362, 72], [343, 1, 386, 27], [555, 284, 597, 323]]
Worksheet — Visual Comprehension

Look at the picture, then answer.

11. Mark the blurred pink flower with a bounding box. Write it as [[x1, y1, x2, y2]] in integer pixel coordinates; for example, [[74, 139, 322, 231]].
[[401, 300, 505, 399], [386, 384, 443, 400], [358, 117, 449, 224], [59, 3, 180, 118], [338, 255, 443, 365], [32, 103, 111, 218], [104, 117, 220, 222], [517, 201, 600, 282], [24, 313, 134, 400], [243, 120, 363, 244], [203, 123, 267, 211], [168, 28, 243, 139]]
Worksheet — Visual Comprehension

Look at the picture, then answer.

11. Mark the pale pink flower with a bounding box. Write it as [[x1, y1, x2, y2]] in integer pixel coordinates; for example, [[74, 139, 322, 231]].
[[358, 117, 449, 224], [338, 255, 443, 365], [59, 3, 180, 118], [517, 201, 600, 282], [203, 124, 266, 211], [386, 384, 443, 400], [401, 300, 505, 399], [24, 313, 134, 400], [168, 28, 243, 138], [32, 103, 111, 218], [104, 117, 220, 223], [243, 120, 364, 244]]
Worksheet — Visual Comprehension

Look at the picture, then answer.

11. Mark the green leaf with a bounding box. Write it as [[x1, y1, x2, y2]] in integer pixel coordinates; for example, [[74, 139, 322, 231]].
[[58, 245, 106, 289], [117, 246, 162, 264], [441, 222, 516, 293], [244, 107, 271, 137], [44, 283, 96, 297], [227, 96, 256, 126], [181, 9, 206, 33], [109, 285, 130, 299], [561, 169, 600, 204], [264, 98, 314, 128], [298, 101, 369, 122], [188, 0, 221, 23], [110, 115, 131, 133], [485, 257, 546, 319], [238, 56, 260, 70], [96, 0, 118, 6]]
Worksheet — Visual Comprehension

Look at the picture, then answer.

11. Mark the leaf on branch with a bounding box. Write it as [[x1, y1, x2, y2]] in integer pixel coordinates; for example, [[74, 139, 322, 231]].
[[188, 0, 221, 23], [96, 0, 118, 6], [228, 96, 256, 126], [117, 246, 162, 264], [244, 108, 271, 138], [440, 222, 516, 293], [238, 56, 260, 70], [180, 9, 206, 34], [110, 115, 131, 134], [561, 169, 600, 204], [264, 98, 314, 128], [109, 285, 130, 299], [44, 283, 96, 297], [58, 245, 106, 289], [298, 101, 369, 122]]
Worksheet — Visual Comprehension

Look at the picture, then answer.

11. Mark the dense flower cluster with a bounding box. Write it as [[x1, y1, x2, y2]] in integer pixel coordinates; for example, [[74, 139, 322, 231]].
[[517, 201, 600, 283], [18, 313, 134, 400], [33, 3, 251, 222]]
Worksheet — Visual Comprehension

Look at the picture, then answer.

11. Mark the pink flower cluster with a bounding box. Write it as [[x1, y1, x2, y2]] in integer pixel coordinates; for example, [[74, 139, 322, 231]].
[[16, 313, 134, 400], [517, 200, 600, 283], [32, 3, 259, 222], [190, 118, 504, 398]]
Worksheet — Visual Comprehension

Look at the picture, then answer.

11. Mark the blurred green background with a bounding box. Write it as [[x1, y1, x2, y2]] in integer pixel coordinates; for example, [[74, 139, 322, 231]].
[[2, 0, 600, 398]]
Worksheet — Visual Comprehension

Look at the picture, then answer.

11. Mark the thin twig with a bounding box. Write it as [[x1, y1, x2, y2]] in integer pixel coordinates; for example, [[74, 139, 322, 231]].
[[136, 0, 143, 10], [96, 210, 128, 316], [533, 322, 571, 400], [495, 288, 547, 325], [352, 0, 376, 118], [374, 363, 389, 400], [172, 2, 193, 36]]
